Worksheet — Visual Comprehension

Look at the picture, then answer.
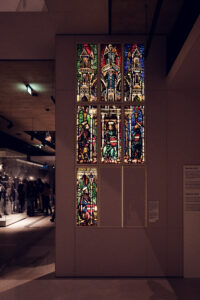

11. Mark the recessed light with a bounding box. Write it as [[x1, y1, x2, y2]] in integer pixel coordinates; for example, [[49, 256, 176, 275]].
[[25, 84, 38, 96]]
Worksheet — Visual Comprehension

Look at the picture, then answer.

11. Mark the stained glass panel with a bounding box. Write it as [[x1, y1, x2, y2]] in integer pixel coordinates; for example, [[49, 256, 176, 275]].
[[124, 106, 144, 164], [77, 168, 97, 226], [77, 44, 97, 102], [101, 44, 121, 102], [124, 44, 144, 102], [101, 106, 121, 163], [77, 106, 97, 164]]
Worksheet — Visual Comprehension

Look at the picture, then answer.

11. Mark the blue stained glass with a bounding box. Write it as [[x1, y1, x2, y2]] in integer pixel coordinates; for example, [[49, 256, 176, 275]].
[[124, 44, 145, 102], [124, 106, 144, 164]]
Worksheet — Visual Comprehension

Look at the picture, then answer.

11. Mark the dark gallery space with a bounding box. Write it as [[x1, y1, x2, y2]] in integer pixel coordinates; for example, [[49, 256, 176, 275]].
[[0, 0, 200, 299]]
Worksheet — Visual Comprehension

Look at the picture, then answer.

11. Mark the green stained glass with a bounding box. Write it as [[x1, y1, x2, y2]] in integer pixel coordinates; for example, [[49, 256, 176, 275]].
[[77, 44, 97, 102], [101, 106, 121, 163], [77, 106, 97, 164], [77, 168, 98, 226]]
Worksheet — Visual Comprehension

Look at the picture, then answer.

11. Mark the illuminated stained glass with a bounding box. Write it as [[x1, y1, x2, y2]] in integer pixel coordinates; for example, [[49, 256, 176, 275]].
[[101, 44, 121, 102], [77, 168, 97, 226], [101, 106, 121, 163], [77, 106, 97, 164], [124, 106, 144, 164], [124, 44, 144, 102], [77, 44, 97, 102]]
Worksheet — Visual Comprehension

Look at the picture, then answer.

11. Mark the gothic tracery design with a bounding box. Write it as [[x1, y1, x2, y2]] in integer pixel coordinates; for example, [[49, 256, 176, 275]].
[[124, 44, 145, 102], [77, 44, 97, 102], [101, 44, 121, 102]]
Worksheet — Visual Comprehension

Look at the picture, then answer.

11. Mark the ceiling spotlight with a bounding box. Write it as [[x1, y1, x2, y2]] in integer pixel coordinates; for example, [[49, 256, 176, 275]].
[[26, 84, 38, 96], [26, 84, 32, 95]]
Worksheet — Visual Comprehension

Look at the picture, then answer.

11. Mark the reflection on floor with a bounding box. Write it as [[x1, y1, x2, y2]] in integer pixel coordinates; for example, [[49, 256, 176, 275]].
[[0, 217, 200, 300], [0, 213, 27, 227]]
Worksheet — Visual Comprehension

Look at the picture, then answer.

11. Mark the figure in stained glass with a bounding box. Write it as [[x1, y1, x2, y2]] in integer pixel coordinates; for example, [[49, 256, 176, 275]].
[[77, 168, 97, 226], [124, 106, 144, 163], [77, 106, 97, 163], [124, 44, 144, 102], [77, 44, 97, 102], [101, 44, 121, 101], [101, 106, 121, 163]]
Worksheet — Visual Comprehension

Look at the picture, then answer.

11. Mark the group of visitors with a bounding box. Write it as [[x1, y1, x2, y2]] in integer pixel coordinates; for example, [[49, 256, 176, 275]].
[[0, 177, 55, 221]]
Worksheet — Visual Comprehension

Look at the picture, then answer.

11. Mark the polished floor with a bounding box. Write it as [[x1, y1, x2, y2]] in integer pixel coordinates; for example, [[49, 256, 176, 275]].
[[0, 217, 200, 300]]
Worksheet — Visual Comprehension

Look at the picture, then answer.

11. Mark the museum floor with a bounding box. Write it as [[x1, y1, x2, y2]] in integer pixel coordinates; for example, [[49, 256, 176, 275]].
[[0, 217, 200, 300]]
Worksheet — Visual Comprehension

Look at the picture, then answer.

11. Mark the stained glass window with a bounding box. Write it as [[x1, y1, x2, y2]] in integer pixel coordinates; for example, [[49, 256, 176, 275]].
[[77, 106, 97, 164], [101, 44, 121, 102], [77, 168, 97, 226], [101, 106, 121, 163], [124, 44, 144, 102], [77, 44, 97, 102], [124, 106, 144, 164], [76, 42, 146, 226]]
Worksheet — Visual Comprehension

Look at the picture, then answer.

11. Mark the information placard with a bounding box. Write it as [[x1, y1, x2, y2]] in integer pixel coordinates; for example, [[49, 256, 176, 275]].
[[148, 200, 159, 223], [184, 166, 200, 212]]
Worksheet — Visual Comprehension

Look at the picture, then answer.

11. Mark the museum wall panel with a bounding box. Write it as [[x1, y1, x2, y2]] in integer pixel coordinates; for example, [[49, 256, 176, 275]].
[[55, 35, 183, 277]]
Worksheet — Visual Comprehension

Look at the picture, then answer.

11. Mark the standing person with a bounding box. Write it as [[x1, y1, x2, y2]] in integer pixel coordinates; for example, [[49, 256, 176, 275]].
[[50, 191, 55, 222], [32, 181, 38, 211], [42, 183, 52, 216], [10, 182, 16, 213], [3, 184, 8, 215], [27, 181, 35, 216], [23, 179, 28, 213], [36, 178, 44, 212], [18, 181, 25, 212], [0, 183, 3, 218], [6, 184, 12, 214]]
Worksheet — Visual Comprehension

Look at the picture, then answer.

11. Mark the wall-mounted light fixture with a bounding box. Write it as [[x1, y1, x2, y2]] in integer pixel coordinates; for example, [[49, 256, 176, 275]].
[[26, 84, 38, 96]]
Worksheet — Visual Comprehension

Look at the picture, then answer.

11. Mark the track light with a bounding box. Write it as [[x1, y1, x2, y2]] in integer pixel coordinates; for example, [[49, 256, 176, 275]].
[[26, 84, 38, 96], [16, 159, 44, 168]]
